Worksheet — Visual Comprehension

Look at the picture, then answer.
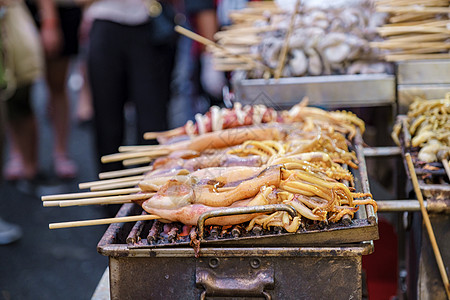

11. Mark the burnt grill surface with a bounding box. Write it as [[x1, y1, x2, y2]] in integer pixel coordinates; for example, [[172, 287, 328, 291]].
[[124, 208, 372, 248]]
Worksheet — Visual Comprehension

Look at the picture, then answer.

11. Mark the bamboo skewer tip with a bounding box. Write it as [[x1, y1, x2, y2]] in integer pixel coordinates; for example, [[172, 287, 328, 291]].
[[49, 214, 161, 229]]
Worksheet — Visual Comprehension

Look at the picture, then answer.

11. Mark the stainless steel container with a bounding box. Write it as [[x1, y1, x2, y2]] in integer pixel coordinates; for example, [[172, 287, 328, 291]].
[[98, 212, 374, 300], [231, 72, 396, 109], [396, 60, 450, 114]]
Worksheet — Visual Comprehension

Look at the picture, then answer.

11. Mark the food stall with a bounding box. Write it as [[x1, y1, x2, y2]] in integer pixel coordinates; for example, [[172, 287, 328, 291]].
[[42, 0, 449, 299]]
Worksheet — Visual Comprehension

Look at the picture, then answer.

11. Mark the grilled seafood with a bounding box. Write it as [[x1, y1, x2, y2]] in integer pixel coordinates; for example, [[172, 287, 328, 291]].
[[142, 165, 282, 209], [144, 98, 365, 143], [392, 94, 450, 163], [95, 101, 376, 232], [144, 187, 275, 226]]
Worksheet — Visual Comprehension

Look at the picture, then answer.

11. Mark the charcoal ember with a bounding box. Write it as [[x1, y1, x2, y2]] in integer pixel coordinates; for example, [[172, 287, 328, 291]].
[[160, 224, 172, 240], [179, 225, 191, 241], [220, 226, 231, 238], [189, 227, 201, 258], [147, 220, 162, 244], [273, 226, 283, 234], [168, 225, 180, 243], [231, 225, 243, 237], [252, 224, 263, 236], [209, 226, 220, 239]]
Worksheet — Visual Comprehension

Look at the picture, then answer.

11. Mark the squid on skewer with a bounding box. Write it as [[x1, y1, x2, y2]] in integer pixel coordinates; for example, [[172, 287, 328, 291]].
[[144, 98, 365, 144]]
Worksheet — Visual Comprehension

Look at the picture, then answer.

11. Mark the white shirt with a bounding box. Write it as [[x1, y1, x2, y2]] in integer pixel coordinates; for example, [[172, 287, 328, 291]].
[[86, 0, 149, 25]]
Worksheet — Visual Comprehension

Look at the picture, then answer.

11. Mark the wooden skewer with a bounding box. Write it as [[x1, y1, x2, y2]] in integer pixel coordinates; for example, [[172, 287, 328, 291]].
[[274, 0, 300, 79], [218, 36, 262, 46], [213, 25, 275, 39], [49, 214, 161, 229], [376, 0, 448, 5], [41, 187, 141, 201], [214, 64, 254, 71], [55, 193, 155, 207], [43, 201, 64, 207], [174, 25, 271, 73], [123, 157, 152, 166], [90, 180, 141, 191], [99, 166, 152, 180], [387, 33, 448, 42], [371, 42, 450, 49], [390, 13, 437, 24], [43, 192, 148, 207], [377, 26, 450, 36], [142, 127, 185, 140], [405, 153, 450, 300], [101, 149, 170, 163], [388, 48, 448, 55], [377, 6, 450, 14], [383, 19, 449, 27], [79, 175, 144, 190], [118, 145, 167, 152], [384, 53, 450, 61], [43, 198, 129, 208], [214, 57, 258, 64]]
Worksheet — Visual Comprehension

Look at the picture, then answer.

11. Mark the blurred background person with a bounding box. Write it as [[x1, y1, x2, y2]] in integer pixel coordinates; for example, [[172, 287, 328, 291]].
[[169, 0, 227, 128], [1, 0, 44, 183], [0, 0, 43, 242], [25, 0, 82, 179], [187, 0, 227, 103], [73, 4, 94, 124], [86, 0, 178, 173]]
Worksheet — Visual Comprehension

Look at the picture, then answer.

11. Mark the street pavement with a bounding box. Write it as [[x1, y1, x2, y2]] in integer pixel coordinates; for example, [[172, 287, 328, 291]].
[[0, 76, 112, 300]]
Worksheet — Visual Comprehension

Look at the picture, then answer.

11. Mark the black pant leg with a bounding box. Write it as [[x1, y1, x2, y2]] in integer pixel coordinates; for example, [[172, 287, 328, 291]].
[[88, 20, 127, 172], [126, 23, 176, 145]]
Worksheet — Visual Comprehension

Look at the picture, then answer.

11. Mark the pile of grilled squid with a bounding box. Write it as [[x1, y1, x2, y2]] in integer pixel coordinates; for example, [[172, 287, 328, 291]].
[[108, 98, 378, 234], [392, 94, 450, 164], [212, 0, 392, 78]]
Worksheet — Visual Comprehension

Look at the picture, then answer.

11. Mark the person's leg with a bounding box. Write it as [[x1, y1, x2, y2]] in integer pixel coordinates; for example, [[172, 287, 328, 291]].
[[76, 59, 93, 123], [46, 57, 77, 178], [4, 85, 38, 180], [0, 91, 22, 244], [127, 23, 176, 144], [88, 20, 127, 173]]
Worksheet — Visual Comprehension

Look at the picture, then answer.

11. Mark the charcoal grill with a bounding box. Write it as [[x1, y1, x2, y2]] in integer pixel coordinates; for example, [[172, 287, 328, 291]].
[[395, 115, 450, 210], [96, 129, 378, 299], [393, 115, 450, 299]]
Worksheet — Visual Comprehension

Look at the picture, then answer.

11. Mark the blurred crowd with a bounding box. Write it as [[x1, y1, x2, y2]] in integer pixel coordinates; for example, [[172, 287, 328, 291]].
[[0, 0, 247, 245]]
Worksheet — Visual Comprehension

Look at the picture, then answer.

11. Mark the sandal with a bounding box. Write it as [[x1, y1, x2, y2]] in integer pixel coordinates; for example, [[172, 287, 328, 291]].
[[4, 157, 25, 181], [54, 155, 78, 179]]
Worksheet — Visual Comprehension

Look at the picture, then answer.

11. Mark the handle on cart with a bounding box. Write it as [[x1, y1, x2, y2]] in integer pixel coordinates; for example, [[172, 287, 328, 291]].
[[196, 266, 274, 299]]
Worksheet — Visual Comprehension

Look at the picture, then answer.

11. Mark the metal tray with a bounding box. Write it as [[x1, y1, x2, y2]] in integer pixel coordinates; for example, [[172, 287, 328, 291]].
[[231, 71, 395, 109], [396, 59, 450, 114], [397, 60, 450, 85]]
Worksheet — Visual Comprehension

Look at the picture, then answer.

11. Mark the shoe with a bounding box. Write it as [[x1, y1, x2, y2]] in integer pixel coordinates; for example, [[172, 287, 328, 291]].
[[54, 155, 78, 179], [0, 218, 22, 245]]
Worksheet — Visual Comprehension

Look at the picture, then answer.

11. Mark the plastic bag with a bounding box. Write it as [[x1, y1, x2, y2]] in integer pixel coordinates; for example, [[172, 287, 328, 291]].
[[0, 1, 43, 100]]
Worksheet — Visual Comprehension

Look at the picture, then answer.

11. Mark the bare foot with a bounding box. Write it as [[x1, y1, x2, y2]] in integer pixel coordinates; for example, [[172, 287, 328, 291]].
[[4, 157, 25, 181], [54, 155, 78, 179]]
